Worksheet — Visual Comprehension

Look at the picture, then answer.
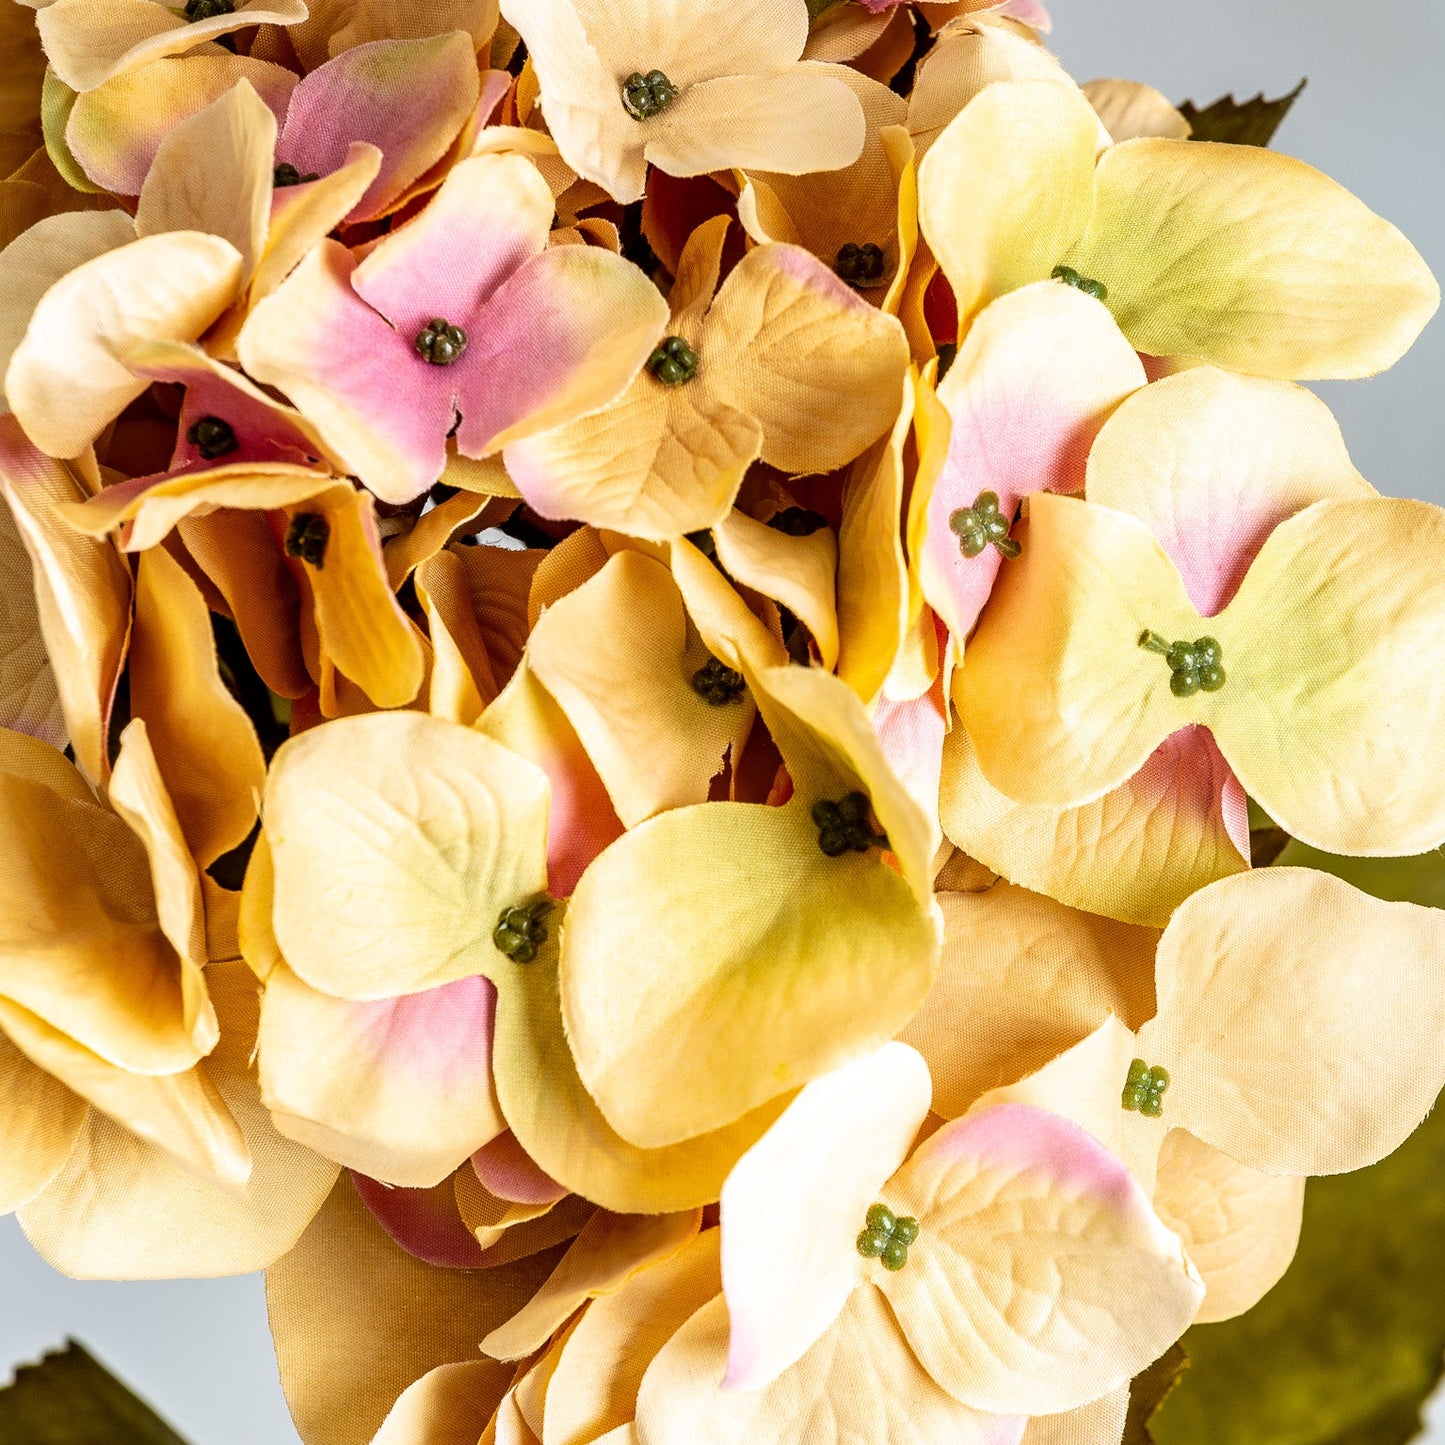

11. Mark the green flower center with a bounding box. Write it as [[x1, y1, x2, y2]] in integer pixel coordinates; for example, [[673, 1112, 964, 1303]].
[[185, 0, 235, 19], [1122, 1058, 1170, 1117], [812, 791, 889, 858], [691, 658, 746, 706], [856, 1202, 920, 1271], [835, 242, 888, 288], [646, 336, 700, 387], [273, 162, 319, 188], [284, 512, 330, 568], [621, 70, 679, 120], [493, 899, 554, 963], [767, 507, 829, 537], [186, 415, 238, 461], [1052, 265, 1108, 302], [949, 491, 1020, 560], [1139, 631, 1227, 697], [415, 318, 469, 366]]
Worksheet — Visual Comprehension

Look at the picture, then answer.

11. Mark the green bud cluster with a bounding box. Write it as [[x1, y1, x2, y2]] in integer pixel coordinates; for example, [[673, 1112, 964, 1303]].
[[493, 899, 554, 964], [1051, 265, 1108, 302], [646, 336, 700, 387], [949, 491, 1020, 560], [691, 658, 747, 706], [187, 415, 238, 461], [185, 0, 235, 19], [1139, 631, 1226, 696], [1122, 1058, 1170, 1117], [812, 792, 889, 857], [415, 318, 469, 366], [835, 242, 888, 288], [284, 512, 330, 569], [622, 70, 679, 120], [857, 1203, 920, 1271], [273, 162, 320, 188]]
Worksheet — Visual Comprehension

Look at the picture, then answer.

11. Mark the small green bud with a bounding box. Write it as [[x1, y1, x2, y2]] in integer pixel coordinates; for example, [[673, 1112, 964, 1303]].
[[415, 318, 469, 366], [857, 1228, 888, 1258], [834, 242, 888, 288], [1122, 1058, 1170, 1117], [1142, 632, 1227, 698], [691, 658, 746, 706], [185, 0, 235, 19], [186, 415, 238, 461], [1199, 663, 1227, 692], [646, 335, 700, 387], [948, 491, 1018, 560], [858, 1201, 917, 1267], [814, 791, 888, 857], [1052, 264, 1108, 302], [866, 1202, 896, 1235], [881, 1239, 909, 1271], [767, 507, 829, 538], [273, 162, 320, 188], [892, 1216, 920, 1246], [284, 512, 330, 569], [493, 898, 554, 964], [622, 70, 679, 120]]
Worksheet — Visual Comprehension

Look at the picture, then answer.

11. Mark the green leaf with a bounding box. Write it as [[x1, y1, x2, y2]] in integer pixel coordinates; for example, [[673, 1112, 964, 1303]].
[[1178, 79, 1307, 147], [1273, 839, 1445, 908], [806, 0, 848, 18], [0, 1342, 192, 1445], [1124, 1344, 1190, 1444]]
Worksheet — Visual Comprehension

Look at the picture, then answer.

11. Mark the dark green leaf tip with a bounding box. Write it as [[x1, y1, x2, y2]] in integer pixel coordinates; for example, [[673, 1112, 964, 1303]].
[[1179, 78, 1307, 148]]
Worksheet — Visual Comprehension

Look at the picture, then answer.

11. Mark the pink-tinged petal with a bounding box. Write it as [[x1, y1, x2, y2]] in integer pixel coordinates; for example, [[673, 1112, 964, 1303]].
[[922, 284, 1145, 643], [872, 679, 948, 827], [259, 967, 506, 1189], [351, 1170, 489, 1269], [720, 1043, 932, 1393], [993, 0, 1052, 31], [278, 33, 482, 224], [237, 240, 455, 504], [352, 152, 551, 340], [453, 246, 670, 457], [472, 1131, 568, 1207], [67, 56, 297, 196], [1084, 369, 1375, 617]]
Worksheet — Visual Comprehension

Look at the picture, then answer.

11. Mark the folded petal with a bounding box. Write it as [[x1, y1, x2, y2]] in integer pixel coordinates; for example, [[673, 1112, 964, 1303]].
[[18, 962, 338, 1279], [876, 1102, 1203, 1414], [639, 1287, 1022, 1445], [373, 1360, 514, 1445], [472, 1132, 567, 1207], [918, 80, 1097, 333], [260, 966, 505, 1189], [0, 483, 63, 748], [704, 242, 909, 475], [922, 283, 1144, 642], [1084, 367, 1372, 616], [1064, 137, 1440, 379], [1082, 79, 1191, 143], [266, 1172, 560, 1445], [1020, 1390, 1128, 1445], [1211, 497, 1445, 853], [7, 230, 243, 458], [720, 1042, 931, 1392], [939, 724, 1249, 929], [265, 711, 551, 999], [351, 1170, 492, 1270], [1138, 868, 1445, 1176], [1152, 1128, 1304, 1325], [0, 1026, 87, 1215], [483, 1209, 700, 1361]]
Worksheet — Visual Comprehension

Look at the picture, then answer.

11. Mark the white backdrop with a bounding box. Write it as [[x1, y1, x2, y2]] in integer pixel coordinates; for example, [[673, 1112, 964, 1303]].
[[3, 2, 1443, 1441]]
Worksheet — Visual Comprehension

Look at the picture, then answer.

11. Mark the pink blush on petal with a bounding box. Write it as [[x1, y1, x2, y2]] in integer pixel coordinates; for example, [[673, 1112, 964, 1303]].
[[350, 1170, 488, 1269], [360, 973, 499, 1088], [874, 682, 948, 824], [472, 1131, 569, 1206], [1134, 726, 1252, 867]]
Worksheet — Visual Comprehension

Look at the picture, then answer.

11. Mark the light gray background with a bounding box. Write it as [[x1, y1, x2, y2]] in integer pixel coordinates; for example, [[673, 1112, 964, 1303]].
[[3, 2, 1442, 1440]]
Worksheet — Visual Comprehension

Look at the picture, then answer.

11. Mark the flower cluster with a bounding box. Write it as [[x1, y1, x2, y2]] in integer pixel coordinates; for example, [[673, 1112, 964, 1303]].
[[1, 0, 1443, 1442]]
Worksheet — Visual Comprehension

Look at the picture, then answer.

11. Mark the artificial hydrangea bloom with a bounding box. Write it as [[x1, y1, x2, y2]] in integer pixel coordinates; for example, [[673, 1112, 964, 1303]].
[[239, 151, 671, 503], [501, 0, 868, 203]]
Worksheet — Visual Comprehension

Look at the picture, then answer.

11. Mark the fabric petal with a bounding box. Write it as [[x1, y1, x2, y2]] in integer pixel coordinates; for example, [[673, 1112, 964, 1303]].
[[352, 1171, 491, 1270], [0, 480, 63, 748], [0, 1026, 87, 1215], [1082, 79, 1191, 143], [372, 1360, 514, 1445]]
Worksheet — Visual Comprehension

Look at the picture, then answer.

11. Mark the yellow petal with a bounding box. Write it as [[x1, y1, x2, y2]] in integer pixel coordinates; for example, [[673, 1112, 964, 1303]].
[[259, 963, 506, 1189], [7, 230, 242, 457], [0, 421, 129, 785], [238, 829, 281, 983], [265, 711, 551, 999], [668, 534, 787, 676], [918, 80, 1097, 333], [482, 1209, 701, 1362], [489, 924, 788, 1214], [0, 1025, 87, 1214], [1064, 138, 1440, 379], [638, 1285, 1012, 1445], [373, 1360, 514, 1445], [899, 884, 1156, 1120], [385, 490, 493, 591], [703, 242, 910, 475], [1138, 868, 1445, 1175], [1021, 1390, 1129, 1445], [525, 550, 752, 827], [0, 474, 64, 747], [544, 1230, 722, 1445], [719, 1043, 932, 1391], [416, 550, 495, 725], [1081, 79, 1191, 142], [266, 1172, 560, 1445], [957, 494, 1198, 809], [18, 962, 338, 1279], [877, 1102, 1203, 1413], [1212, 497, 1445, 853], [1152, 1128, 1303, 1325], [0, 0, 45, 178], [128, 545, 265, 867]]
